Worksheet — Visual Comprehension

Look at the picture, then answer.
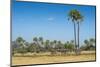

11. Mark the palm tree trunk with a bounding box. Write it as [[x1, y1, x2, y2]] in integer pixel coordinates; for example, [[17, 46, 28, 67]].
[[74, 22, 77, 54], [77, 22, 80, 55]]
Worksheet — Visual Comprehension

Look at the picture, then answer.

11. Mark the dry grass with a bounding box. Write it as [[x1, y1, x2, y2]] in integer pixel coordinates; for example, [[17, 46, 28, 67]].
[[12, 51, 96, 66]]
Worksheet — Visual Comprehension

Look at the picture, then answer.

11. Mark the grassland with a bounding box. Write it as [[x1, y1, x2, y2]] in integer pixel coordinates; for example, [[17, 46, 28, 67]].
[[12, 51, 96, 66]]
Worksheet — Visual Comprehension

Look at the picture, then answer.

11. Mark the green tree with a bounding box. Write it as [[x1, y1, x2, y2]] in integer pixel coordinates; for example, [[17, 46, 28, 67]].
[[64, 41, 74, 51], [38, 37, 44, 48], [45, 40, 50, 51], [39, 37, 43, 44], [50, 41, 54, 48], [53, 40, 57, 48], [16, 37, 27, 55], [83, 38, 95, 50], [16, 37, 25, 46], [27, 43, 37, 54], [39, 37, 43, 42], [57, 41, 63, 49], [90, 38, 95, 46], [68, 9, 83, 55], [33, 37, 41, 53], [33, 37, 38, 42], [84, 40, 89, 46]]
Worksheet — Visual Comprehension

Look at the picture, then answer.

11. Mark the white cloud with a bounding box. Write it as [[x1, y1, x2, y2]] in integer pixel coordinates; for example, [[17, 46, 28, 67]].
[[47, 17, 54, 21]]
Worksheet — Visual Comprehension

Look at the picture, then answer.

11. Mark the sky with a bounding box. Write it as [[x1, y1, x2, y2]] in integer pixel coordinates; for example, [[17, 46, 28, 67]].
[[12, 0, 96, 44]]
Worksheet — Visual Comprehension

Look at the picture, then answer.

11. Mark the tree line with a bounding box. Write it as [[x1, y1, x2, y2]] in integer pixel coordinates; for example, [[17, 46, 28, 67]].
[[12, 37, 95, 56]]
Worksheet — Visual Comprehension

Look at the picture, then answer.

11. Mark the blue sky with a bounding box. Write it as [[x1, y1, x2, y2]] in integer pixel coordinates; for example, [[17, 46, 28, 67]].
[[12, 1, 96, 44]]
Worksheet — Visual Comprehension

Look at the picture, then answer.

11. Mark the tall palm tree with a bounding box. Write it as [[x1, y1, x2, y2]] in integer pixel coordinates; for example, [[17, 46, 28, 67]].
[[68, 9, 83, 55], [77, 11, 83, 51], [68, 9, 77, 53]]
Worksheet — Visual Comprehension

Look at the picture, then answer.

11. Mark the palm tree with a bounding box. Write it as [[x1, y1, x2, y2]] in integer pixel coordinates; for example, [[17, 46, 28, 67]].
[[70, 40, 74, 44], [53, 40, 57, 48], [33, 37, 39, 47], [84, 39, 91, 50], [84, 38, 95, 50], [84, 39, 89, 46], [39, 37, 44, 47], [69, 40, 74, 51], [27, 43, 36, 53], [77, 11, 83, 51], [50, 41, 54, 48], [16, 37, 26, 55], [68, 9, 83, 55], [89, 38, 96, 50], [66, 41, 70, 44], [45, 40, 50, 51], [57, 41, 63, 49], [16, 37, 24, 44], [16, 37, 26, 48], [33, 37, 41, 53], [33, 37, 38, 42], [90, 38, 95, 45], [55, 41, 61, 49], [39, 37, 43, 42], [53, 40, 57, 44]]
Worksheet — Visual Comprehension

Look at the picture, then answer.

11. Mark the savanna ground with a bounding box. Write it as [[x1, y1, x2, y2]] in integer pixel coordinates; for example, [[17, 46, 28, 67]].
[[12, 51, 96, 66]]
